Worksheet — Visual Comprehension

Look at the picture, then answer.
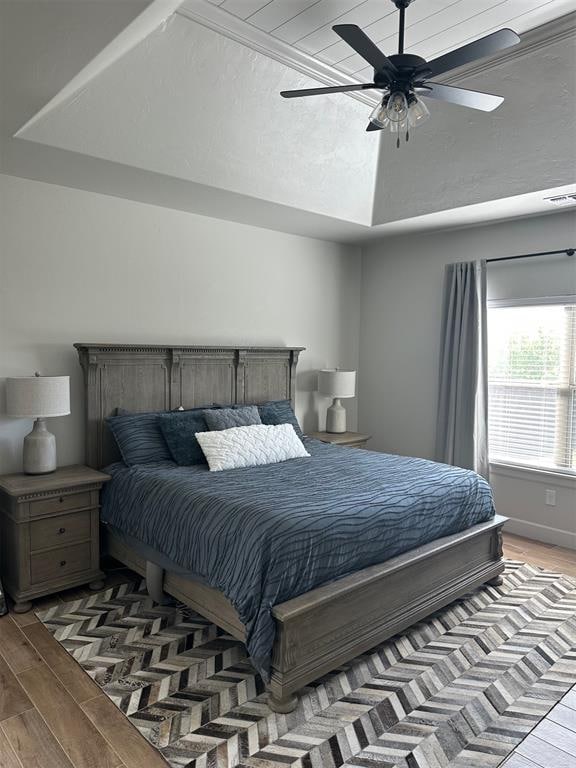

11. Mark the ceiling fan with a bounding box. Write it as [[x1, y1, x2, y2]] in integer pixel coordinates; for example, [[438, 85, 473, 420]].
[[280, 0, 520, 147]]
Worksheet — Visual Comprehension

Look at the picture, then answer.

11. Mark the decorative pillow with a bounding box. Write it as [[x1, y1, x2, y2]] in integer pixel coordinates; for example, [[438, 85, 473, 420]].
[[158, 410, 209, 466], [106, 411, 172, 466], [203, 405, 261, 431], [196, 423, 310, 472], [258, 400, 303, 438]]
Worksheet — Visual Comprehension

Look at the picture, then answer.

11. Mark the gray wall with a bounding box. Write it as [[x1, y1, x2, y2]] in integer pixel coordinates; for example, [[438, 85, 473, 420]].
[[372, 30, 576, 225], [0, 173, 361, 473], [359, 211, 576, 547], [2, 170, 574, 549]]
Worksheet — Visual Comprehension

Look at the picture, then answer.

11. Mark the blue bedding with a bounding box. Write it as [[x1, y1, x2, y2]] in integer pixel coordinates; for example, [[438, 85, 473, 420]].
[[101, 439, 494, 680]]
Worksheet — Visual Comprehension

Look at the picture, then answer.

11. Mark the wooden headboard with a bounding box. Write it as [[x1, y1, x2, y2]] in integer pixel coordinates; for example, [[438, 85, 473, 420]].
[[75, 343, 304, 469]]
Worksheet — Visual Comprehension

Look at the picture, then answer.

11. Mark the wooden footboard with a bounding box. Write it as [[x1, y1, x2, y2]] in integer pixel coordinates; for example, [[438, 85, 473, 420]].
[[103, 515, 506, 712], [269, 515, 506, 705]]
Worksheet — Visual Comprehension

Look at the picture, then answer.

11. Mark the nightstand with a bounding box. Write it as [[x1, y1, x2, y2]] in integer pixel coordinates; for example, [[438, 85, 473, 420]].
[[0, 465, 110, 613], [309, 431, 371, 449]]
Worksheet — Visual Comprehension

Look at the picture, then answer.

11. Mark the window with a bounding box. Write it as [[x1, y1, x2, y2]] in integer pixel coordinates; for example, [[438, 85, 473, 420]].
[[488, 300, 576, 474]]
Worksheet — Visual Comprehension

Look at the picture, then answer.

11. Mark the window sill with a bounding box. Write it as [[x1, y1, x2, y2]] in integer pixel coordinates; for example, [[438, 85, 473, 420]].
[[490, 461, 576, 488]]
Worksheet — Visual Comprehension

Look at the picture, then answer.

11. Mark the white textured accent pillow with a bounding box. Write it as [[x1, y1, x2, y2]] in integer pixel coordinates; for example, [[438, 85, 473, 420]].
[[195, 423, 310, 472]]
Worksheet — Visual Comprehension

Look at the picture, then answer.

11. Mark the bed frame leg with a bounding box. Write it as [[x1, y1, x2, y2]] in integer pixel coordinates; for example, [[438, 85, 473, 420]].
[[268, 691, 298, 714], [486, 575, 503, 586], [146, 561, 167, 604]]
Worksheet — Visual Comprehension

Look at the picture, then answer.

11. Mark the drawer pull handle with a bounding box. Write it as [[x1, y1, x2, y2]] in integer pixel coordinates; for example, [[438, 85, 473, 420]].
[[58, 527, 66, 534], [60, 560, 67, 567]]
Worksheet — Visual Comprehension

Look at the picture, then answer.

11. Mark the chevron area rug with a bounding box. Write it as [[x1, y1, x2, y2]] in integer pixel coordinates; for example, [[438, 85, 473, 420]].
[[37, 561, 576, 768]]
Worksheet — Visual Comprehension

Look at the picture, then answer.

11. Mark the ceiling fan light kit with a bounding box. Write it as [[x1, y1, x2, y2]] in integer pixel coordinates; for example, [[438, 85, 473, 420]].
[[280, 0, 520, 147]]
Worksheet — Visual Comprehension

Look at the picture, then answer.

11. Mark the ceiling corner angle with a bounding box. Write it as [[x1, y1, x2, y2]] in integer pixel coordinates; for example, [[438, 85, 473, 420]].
[[14, 0, 185, 138], [440, 10, 576, 85], [176, 0, 380, 107]]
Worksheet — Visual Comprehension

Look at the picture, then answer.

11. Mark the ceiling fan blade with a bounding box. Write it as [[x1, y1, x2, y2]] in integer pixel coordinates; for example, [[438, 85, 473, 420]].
[[422, 29, 520, 78], [333, 24, 397, 81], [366, 122, 383, 132], [421, 82, 504, 111], [280, 83, 376, 98]]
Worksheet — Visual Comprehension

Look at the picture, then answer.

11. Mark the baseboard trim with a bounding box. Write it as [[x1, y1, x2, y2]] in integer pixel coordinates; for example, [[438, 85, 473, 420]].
[[504, 516, 576, 550]]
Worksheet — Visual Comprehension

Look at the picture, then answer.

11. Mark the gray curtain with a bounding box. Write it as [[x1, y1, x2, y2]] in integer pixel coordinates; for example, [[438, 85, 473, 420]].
[[435, 260, 489, 479]]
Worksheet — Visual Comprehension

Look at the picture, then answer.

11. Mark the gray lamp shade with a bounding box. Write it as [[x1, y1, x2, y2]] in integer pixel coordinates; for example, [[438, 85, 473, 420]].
[[6, 376, 70, 418], [318, 369, 356, 399]]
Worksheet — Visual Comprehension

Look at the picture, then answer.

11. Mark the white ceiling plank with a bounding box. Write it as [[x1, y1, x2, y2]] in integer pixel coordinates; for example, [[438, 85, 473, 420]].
[[249, 0, 320, 33], [272, 0, 363, 44], [219, 0, 272, 21], [346, 0, 544, 74], [354, 63, 378, 81], [405, 0, 558, 62], [418, 0, 576, 62], [345, 0, 511, 73], [313, 38, 363, 66], [318, 0, 457, 65], [336, 52, 373, 77], [209, 0, 576, 81], [351, 0, 576, 81], [296, 1, 394, 55]]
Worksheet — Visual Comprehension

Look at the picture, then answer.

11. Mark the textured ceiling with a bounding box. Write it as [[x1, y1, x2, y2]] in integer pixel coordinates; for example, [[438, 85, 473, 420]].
[[13, 14, 378, 225], [3, 0, 576, 241], [206, 0, 575, 82]]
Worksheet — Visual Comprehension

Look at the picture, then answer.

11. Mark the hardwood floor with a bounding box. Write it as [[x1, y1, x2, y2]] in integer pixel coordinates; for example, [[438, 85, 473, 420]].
[[0, 534, 574, 768], [0, 569, 167, 768], [502, 686, 576, 768], [502, 532, 576, 578]]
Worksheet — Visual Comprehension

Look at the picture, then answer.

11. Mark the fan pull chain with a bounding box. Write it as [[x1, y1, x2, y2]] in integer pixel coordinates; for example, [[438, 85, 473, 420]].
[[406, 128, 409, 142], [396, 136, 400, 149]]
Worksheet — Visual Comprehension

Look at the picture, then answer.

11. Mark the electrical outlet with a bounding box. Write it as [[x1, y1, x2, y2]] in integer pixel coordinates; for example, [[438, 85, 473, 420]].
[[545, 489, 556, 506]]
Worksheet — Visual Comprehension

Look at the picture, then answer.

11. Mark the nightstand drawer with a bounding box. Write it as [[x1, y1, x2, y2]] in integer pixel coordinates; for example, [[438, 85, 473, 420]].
[[29, 491, 92, 518], [31, 542, 92, 584], [30, 510, 91, 552]]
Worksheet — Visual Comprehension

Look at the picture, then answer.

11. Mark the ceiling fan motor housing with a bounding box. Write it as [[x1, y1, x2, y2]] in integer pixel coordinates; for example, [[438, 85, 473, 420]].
[[388, 54, 427, 70], [375, 54, 430, 92]]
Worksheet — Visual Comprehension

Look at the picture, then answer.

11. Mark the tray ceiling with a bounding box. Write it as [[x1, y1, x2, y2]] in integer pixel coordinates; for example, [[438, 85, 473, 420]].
[[206, 0, 575, 82], [5, 0, 575, 241]]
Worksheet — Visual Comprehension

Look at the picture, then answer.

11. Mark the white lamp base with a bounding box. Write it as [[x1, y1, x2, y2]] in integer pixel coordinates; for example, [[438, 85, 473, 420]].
[[326, 398, 347, 433], [23, 418, 57, 474]]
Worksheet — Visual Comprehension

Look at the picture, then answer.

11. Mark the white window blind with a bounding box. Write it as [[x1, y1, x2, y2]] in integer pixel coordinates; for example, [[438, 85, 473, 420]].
[[488, 301, 576, 473]]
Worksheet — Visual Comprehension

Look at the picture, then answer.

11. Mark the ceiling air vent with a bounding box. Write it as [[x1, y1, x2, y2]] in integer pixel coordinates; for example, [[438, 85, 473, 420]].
[[544, 193, 576, 207]]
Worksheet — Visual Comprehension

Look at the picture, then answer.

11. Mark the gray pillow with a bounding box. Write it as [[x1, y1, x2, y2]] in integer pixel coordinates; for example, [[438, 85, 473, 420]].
[[258, 400, 304, 438], [157, 409, 208, 466], [203, 405, 261, 431], [106, 411, 172, 466]]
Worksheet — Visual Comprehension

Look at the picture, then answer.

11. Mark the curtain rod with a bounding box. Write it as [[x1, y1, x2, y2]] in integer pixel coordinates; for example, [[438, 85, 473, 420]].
[[487, 248, 575, 264]]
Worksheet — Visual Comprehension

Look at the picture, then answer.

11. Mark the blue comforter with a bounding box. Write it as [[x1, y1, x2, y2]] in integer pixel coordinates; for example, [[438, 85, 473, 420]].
[[101, 440, 494, 680]]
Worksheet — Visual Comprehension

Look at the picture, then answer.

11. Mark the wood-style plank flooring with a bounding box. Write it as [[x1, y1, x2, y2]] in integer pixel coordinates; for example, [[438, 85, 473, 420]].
[[0, 568, 167, 768], [502, 686, 576, 768], [502, 532, 576, 578], [0, 534, 574, 768]]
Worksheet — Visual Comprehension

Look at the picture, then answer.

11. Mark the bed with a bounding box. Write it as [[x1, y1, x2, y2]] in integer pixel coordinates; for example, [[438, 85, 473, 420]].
[[75, 342, 506, 713]]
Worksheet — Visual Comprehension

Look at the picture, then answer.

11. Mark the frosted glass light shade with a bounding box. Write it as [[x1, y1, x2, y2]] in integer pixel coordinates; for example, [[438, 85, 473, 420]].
[[318, 369, 356, 399], [6, 376, 70, 418]]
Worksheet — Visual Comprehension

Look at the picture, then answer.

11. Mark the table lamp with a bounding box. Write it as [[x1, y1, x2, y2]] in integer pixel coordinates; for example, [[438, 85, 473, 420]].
[[6, 374, 70, 474], [318, 369, 356, 433]]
